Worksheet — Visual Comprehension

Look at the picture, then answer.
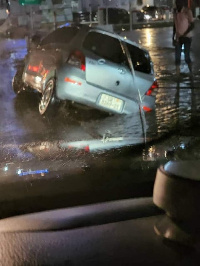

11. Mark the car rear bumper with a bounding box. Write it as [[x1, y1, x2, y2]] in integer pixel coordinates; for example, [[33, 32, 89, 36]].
[[56, 74, 141, 114]]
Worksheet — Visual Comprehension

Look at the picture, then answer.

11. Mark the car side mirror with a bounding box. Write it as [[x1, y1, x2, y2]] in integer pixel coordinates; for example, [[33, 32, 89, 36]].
[[153, 161, 200, 246]]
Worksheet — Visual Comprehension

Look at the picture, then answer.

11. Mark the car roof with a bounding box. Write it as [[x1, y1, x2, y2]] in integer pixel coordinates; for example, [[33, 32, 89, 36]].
[[57, 24, 149, 54]]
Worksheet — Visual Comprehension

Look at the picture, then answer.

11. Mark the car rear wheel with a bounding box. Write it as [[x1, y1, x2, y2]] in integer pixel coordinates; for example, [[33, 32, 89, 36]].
[[39, 79, 55, 115]]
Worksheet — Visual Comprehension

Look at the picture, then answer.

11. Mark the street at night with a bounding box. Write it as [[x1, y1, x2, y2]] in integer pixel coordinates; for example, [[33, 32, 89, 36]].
[[0, 23, 200, 218], [1, 0, 200, 262]]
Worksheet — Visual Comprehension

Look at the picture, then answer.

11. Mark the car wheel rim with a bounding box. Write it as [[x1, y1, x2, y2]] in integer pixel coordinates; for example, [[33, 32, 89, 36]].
[[39, 80, 54, 115]]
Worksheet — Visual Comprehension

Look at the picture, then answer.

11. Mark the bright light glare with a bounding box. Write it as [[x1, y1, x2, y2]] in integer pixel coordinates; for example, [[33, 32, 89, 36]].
[[144, 14, 151, 20], [35, 76, 42, 83], [4, 165, 8, 172], [148, 146, 155, 158], [17, 169, 49, 176], [17, 169, 22, 175], [59, 22, 71, 28], [180, 143, 185, 149]]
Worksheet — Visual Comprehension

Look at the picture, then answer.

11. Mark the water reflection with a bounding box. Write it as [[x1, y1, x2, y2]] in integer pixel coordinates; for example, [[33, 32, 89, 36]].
[[154, 75, 200, 135], [145, 28, 152, 47]]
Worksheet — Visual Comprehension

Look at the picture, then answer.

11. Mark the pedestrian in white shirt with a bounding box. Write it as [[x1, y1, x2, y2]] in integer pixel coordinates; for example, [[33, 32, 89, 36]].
[[172, 0, 194, 76]]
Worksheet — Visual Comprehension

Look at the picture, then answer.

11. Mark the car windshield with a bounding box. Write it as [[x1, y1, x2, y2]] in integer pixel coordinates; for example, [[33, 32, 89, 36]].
[[0, 0, 199, 221]]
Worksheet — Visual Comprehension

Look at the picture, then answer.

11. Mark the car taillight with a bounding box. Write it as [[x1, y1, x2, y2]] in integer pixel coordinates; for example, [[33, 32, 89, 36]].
[[28, 65, 40, 72], [68, 50, 86, 71], [28, 64, 48, 78], [145, 80, 158, 96]]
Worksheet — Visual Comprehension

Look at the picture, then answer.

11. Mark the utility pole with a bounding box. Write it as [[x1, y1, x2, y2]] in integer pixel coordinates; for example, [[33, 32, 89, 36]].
[[89, 3, 92, 23], [106, 2, 108, 25], [129, 0, 132, 31], [29, 5, 33, 33]]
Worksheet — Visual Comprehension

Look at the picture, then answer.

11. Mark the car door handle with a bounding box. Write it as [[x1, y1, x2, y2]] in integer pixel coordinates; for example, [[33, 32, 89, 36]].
[[98, 59, 106, 65], [118, 68, 126, 74]]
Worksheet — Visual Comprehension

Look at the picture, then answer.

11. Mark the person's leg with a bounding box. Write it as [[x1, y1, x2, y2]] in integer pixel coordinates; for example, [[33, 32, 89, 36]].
[[183, 37, 192, 72], [175, 40, 182, 75]]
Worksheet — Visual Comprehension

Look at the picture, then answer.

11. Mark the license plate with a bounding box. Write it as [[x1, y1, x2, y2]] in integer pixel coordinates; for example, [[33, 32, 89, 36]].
[[99, 94, 123, 112]]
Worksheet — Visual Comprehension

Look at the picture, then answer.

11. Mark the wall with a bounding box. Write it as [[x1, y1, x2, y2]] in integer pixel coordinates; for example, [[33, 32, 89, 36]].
[[9, 0, 73, 27], [78, 0, 156, 12]]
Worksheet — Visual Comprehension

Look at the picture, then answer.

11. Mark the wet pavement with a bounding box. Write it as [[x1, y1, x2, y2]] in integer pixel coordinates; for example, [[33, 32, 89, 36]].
[[0, 24, 200, 217]]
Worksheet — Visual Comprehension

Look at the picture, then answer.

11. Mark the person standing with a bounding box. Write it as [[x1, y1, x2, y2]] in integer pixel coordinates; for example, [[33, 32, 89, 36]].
[[172, 0, 194, 76]]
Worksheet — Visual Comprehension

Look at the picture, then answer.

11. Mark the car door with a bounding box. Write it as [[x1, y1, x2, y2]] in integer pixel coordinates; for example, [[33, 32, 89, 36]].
[[124, 41, 154, 97], [82, 31, 137, 100]]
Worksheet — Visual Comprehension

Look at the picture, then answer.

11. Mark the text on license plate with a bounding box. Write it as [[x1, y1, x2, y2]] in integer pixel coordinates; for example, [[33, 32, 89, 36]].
[[99, 94, 123, 112]]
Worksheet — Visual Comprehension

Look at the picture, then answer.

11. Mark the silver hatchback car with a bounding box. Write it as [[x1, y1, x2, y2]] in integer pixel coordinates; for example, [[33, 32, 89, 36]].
[[12, 25, 158, 115]]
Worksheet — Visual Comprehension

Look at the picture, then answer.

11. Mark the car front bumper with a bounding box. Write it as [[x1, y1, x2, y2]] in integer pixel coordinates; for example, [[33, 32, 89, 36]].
[[23, 73, 44, 93]]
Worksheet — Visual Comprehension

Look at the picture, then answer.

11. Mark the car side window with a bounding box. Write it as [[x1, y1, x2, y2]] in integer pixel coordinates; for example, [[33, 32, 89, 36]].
[[83, 32, 126, 65], [126, 42, 151, 74]]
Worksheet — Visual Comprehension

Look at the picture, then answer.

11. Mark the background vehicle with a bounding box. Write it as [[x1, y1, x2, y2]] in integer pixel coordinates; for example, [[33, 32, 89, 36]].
[[142, 6, 163, 21], [12, 25, 157, 116], [102, 8, 130, 24], [136, 10, 145, 22]]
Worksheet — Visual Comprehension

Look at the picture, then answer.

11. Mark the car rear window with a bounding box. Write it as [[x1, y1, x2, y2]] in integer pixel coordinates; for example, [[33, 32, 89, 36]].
[[83, 31, 126, 64], [40, 27, 79, 46], [126, 43, 151, 74]]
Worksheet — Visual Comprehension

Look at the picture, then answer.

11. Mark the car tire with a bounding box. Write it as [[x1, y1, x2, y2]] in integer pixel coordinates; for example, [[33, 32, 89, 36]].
[[12, 67, 25, 95], [39, 78, 59, 116]]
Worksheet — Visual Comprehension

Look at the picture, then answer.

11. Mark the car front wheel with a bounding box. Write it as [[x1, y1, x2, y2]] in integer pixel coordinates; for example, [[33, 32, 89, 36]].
[[39, 79, 56, 115]]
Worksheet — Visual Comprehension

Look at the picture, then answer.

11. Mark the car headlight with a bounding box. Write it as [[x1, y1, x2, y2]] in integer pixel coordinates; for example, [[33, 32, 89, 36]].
[[144, 14, 151, 20]]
